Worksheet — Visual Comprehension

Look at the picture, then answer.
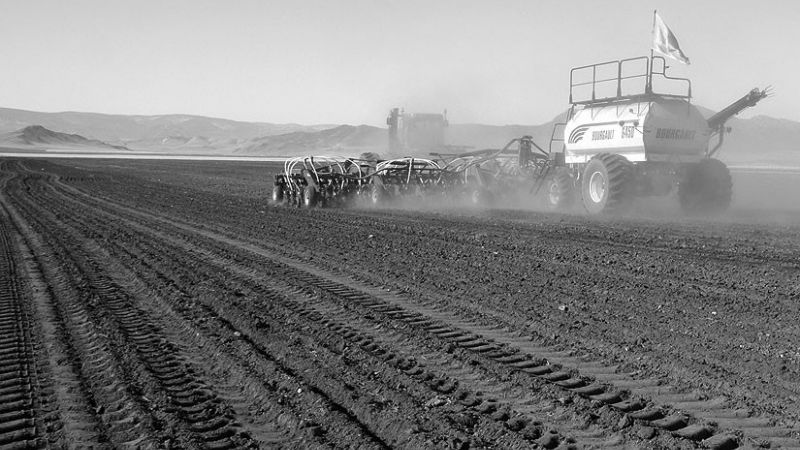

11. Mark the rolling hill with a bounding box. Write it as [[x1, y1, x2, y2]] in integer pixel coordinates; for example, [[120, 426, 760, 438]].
[[0, 125, 127, 151], [0, 107, 334, 150], [236, 125, 386, 156], [0, 106, 797, 165]]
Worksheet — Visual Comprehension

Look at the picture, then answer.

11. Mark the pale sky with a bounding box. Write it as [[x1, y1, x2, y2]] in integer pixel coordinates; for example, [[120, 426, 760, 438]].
[[1, 0, 798, 126]]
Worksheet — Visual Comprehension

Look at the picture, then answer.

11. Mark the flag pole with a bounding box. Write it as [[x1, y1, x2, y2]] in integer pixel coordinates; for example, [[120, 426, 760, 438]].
[[651, 9, 656, 60], [648, 10, 656, 93]]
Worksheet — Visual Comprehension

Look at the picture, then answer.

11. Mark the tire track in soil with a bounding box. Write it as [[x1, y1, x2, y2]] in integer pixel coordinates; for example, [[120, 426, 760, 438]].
[[32, 165, 720, 450], [81, 245, 331, 449], [6, 192, 350, 449], [254, 205, 800, 335], [77, 226, 399, 449], [4, 166, 688, 450], [270, 209, 800, 420], [2, 165, 256, 449], [80, 165, 800, 417], [48, 169, 800, 449], [262, 205, 800, 358], [21, 163, 550, 447], [2, 168, 169, 449], [0, 219, 54, 449], [14, 162, 800, 450], [6, 163, 404, 448], [103, 224, 590, 449], [245, 231, 800, 449], [0, 165, 112, 449], [243, 204, 800, 427]]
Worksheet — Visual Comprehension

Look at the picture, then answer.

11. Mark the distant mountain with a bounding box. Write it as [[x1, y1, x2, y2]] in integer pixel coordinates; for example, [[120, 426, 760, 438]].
[[711, 115, 800, 165], [0, 125, 127, 150], [0, 107, 333, 150], [0, 106, 797, 165], [236, 125, 385, 156]]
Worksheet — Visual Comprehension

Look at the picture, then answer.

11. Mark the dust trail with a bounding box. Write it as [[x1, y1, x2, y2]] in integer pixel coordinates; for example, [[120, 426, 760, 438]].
[[349, 169, 800, 227]]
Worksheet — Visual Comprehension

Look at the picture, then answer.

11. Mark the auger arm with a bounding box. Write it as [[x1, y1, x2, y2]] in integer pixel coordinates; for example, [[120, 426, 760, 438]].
[[706, 87, 770, 158], [707, 87, 769, 131]]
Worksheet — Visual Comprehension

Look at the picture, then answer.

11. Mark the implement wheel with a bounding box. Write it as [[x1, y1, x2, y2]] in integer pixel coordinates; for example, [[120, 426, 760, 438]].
[[546, 167, 574, 211], [370, 184, 387, 205], [271, 184, 284, 204], [678, 158, 732, 214], [302, 185, 318, 208], [580, 153, 633, 215], [469, 186, 494, 206]]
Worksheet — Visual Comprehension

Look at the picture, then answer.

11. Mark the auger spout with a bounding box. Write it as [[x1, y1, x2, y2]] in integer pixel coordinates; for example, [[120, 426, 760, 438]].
[[707, 87, 770, 131]]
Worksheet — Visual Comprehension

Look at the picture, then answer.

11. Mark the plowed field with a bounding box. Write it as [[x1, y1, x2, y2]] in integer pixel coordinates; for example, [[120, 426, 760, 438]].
[[1, 157, 798, 450]]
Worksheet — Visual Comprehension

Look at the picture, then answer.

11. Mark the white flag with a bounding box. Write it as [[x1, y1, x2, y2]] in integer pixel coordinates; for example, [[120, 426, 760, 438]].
[[652, 11, 690, 65]]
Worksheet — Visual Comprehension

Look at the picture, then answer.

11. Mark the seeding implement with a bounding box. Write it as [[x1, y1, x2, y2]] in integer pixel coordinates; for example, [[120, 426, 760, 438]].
[[271, 142, 556, 208], [433, 136, 558, 206], [271, 156, 372, 207], [369, 157, 450, 203], [272, 55, 767, 214], [272, 155, 468, 207]]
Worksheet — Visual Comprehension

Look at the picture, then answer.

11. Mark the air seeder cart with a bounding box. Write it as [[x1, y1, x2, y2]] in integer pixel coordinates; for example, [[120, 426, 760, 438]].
[[543, 55, 767, 214]]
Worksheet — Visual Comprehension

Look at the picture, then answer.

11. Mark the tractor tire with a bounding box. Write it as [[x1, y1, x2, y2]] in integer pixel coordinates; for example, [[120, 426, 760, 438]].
[[546, 167, 575, 211], [271, 184, 284, 204], [678, 158, 732, 214], [302, 185, 318, 208], [580, 153, 633, 214]]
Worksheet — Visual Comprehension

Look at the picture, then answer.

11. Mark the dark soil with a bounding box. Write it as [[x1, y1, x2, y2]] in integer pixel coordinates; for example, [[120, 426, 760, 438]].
[[1, 157, 798, 449]]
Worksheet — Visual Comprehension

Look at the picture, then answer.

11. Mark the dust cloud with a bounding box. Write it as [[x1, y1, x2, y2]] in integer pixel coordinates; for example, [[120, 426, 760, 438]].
[[723, 170, 800, 223], [354, 169, 800, 226]]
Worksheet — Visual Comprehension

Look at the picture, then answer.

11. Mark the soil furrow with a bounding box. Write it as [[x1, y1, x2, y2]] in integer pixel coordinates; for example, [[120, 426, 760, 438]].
[[27, 163, 557, 448], [38, 162, 800, 448], [5, 158, 800, 449], [3, 166, 254, 448]]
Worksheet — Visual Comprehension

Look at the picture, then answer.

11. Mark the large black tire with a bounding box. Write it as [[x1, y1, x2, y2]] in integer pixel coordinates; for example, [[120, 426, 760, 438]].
[[271, 184, 284, 204], [580, 153, 633, 214], [302, 185, 318, 208], [546, 167, 575, 211], [678, 158, 732, 214]]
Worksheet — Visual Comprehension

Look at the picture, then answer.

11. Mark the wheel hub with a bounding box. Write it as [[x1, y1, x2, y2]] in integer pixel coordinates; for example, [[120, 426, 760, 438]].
[[548, 182, 560, 205], [589, 171, 606, 203], [471, 189, 481, 204]]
